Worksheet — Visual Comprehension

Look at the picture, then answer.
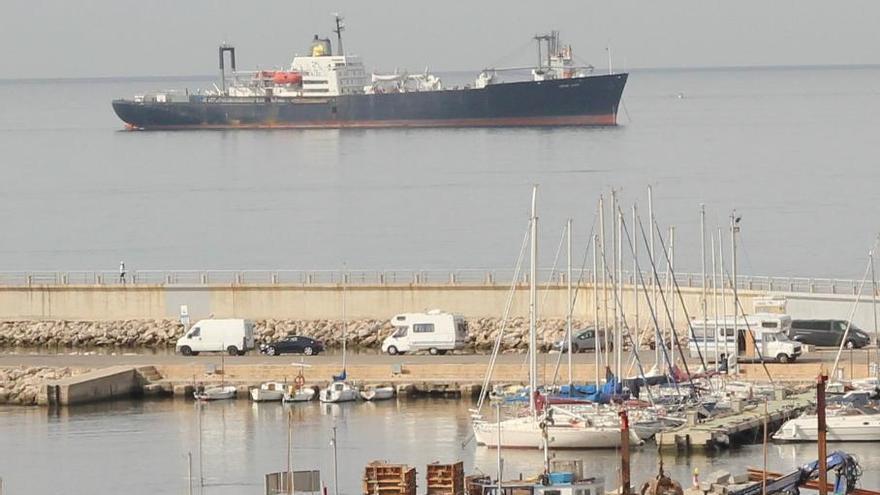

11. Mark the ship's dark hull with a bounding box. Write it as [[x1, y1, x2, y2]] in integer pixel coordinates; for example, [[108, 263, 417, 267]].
[[112, 73, 627, 129]]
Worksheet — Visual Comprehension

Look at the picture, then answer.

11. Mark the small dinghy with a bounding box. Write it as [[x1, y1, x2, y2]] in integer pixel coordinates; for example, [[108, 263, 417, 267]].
[[194, 385, 237, 401], [360, 384, 395, 401], [250, 382, 285, 402]]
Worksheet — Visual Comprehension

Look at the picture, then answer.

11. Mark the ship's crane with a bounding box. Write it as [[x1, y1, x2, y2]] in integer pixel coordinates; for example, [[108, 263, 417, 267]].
[[733, 451, 862, 495]]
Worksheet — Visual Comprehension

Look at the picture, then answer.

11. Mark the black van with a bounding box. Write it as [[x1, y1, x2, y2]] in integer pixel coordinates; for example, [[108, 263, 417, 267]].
[[788, 320, 871, 348]]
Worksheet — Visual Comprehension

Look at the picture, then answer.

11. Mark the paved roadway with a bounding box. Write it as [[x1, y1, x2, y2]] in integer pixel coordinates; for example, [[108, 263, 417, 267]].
[[0, 347, 861, 368]]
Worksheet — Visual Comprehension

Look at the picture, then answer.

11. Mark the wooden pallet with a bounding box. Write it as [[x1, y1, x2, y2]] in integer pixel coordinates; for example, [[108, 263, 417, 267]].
[[426, 462, 464, 495], [363, 461, 417, 495]]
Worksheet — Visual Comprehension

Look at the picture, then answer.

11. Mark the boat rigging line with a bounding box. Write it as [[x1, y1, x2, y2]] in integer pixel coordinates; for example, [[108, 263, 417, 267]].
[[632, 214, 700, 396], [828, 241, 878, 377], [647, 210, 712, 381], [473, 219, 532, 416], [595, 234, 656, 406], [619, 211, 683, 400]]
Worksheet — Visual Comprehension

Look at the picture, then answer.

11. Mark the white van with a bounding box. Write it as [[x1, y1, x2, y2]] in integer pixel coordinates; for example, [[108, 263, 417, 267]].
[[687, 313, 802, 363], [381, 310, 468, 355], [175, 319, 255, 356]]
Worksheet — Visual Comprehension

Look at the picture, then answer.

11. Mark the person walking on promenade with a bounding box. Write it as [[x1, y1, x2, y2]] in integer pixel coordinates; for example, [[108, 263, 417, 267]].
[[119, 260, 126, 284]]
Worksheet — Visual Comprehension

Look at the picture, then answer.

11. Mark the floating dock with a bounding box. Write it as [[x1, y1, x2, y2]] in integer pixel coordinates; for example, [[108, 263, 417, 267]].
[[656, 390, 815, 451]]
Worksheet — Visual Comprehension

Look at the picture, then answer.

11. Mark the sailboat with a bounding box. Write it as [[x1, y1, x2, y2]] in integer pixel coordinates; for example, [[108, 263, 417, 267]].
[[194, 350, 237, 401], [472, 186, 641, 449], [320, 270, 358, 404], [284, 362, 318, 402]]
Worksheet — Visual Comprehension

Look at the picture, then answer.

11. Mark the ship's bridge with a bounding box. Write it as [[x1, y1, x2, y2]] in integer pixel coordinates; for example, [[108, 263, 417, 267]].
[[290, 54, 367, 97]]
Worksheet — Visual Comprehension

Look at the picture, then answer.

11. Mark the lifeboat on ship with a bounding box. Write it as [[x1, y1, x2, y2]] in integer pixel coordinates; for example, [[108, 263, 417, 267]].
[[272, 71, 303, 85]]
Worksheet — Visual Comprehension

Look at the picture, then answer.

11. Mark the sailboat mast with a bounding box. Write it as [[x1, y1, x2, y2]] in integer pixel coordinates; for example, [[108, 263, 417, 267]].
[[616, 208, 624, 379], [599, 195, 609, 370], [593, 234, 601, 387], [632, 204, 639, 358], [342, 268, 348, 372], [611, 191, 618, 378], [719, 228, 729, 363], [872, 248, 879, 378], [701, 205, 708, 365], [566, 218, 573, 387], [731, 213, 739, 371], [528, 186, 539, 419], [647, 186, 659, 367], [712, 235, 720, 366], [668, 226, 676, 368], [287, 410, 293, 495]]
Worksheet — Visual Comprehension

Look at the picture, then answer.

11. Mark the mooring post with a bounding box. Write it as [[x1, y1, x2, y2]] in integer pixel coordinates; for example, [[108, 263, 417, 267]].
[[619, 409, 631, 495], [817, 373, 828, 495]]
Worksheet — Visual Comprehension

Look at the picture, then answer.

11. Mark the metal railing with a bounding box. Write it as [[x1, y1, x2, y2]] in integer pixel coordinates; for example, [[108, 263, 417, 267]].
[[0, 268, 873, 296]]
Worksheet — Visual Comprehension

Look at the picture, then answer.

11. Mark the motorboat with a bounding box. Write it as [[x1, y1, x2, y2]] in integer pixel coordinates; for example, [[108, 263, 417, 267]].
[[283, 384, 318, 403], [194, 385, 237, 401], [360, 384, 395, 401], [472, 406, 643, 449], [773, 406, 880, 442], [250, 382, 285, 402], [319, 381, 359, 403]]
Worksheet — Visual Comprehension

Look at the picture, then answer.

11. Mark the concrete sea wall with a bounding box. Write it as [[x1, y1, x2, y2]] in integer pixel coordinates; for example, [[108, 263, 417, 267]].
[[0, 282, 732, 321]]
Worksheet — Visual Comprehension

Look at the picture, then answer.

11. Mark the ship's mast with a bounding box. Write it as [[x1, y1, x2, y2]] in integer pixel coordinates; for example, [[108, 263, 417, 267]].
[[332, 13, 345, 56], [533, 34, 552, 70]]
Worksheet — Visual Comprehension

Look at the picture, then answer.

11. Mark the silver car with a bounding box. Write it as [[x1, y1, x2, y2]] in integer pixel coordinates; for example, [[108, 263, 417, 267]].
[[554, 328, 613, 353]]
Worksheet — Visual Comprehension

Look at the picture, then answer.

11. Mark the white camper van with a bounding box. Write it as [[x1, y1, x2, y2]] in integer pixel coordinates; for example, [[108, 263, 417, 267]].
[[175, 319, 255, 356], [688, 313, 802, 363], [381, 310, 468, 355]]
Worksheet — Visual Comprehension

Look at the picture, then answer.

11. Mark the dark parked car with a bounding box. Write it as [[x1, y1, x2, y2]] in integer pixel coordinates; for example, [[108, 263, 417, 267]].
[[554, 328, 613, 353], [260, 336, 324, 356], [788, 320, 870, 349]]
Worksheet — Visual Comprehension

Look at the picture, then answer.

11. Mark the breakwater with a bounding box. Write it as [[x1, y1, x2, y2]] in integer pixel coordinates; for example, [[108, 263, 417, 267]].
[[0, 317, 594, 351], [0, 366, 90, 405]]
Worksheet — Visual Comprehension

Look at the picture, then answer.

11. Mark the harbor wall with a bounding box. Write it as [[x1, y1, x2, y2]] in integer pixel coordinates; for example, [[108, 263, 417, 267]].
[[1, 283, 877, 342], [0, 282, 759, 322]]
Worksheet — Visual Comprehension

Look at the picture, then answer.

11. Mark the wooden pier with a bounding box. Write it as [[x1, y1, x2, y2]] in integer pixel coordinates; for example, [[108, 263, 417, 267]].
[[656, 390, 815, 451]]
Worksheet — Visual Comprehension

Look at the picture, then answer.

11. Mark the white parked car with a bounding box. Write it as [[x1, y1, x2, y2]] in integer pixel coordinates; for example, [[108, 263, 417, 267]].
[[176, 318, 255, 356]]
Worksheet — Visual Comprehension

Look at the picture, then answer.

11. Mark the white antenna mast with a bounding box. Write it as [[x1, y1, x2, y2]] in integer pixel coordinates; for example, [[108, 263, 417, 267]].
[[332, 13, 345, 56]]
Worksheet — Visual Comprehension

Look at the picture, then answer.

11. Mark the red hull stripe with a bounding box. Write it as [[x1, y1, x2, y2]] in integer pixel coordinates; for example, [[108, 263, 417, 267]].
[[130, 114, 618, 130]]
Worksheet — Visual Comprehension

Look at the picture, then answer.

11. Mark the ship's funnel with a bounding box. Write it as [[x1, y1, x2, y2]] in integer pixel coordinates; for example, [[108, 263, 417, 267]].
[[311, 35, 332, 57]]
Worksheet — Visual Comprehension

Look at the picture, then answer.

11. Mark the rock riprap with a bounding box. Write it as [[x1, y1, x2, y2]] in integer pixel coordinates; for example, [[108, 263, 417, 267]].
[[0, 318, 593, 352]]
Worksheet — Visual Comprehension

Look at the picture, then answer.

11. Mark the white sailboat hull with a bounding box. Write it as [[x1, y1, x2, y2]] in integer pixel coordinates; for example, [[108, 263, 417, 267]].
[[320, 382, 359, 403], [773, 415, 880, 442], [250, 382, 286, 402], [194, 385, 237, 401], [283, 387, 317, 403], [360, 386, 395, 401], [473, 416, 642, 449]]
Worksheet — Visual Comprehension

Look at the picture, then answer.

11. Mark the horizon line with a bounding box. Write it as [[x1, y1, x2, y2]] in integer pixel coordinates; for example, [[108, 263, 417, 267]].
[[1, 62, 879, 84]]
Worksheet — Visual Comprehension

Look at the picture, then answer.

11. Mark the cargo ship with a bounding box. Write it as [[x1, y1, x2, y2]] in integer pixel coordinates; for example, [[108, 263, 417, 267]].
[[112, 17, 628, 130]]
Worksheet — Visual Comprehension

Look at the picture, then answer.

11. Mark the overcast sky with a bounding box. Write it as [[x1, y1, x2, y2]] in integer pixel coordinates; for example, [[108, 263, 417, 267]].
[[2, 0, 877, 79]]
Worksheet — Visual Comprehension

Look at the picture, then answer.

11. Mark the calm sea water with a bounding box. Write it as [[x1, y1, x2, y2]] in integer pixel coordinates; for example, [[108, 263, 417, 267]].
[[0, 67, 879, 276], [2, 398, 879, 494]]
